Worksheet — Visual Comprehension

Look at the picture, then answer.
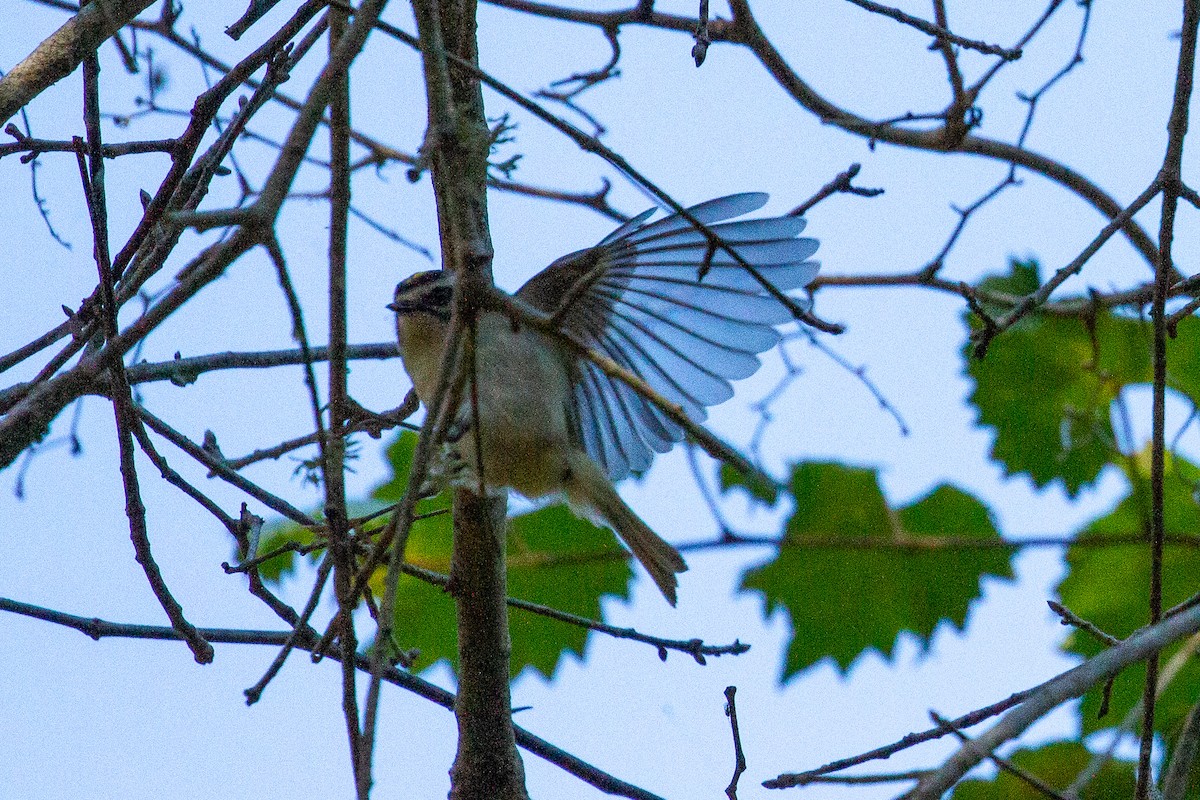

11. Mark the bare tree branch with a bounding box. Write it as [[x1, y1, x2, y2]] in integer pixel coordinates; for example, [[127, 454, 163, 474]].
[[0, 0, 157, 125], [904, 602, 1200, 799]]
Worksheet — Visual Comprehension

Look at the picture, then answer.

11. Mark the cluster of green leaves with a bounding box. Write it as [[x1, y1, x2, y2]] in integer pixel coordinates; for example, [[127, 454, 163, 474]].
[[952, 260, 1200, 794], [259, 435, 1017, 684], [1059, 449, 1200, 749]]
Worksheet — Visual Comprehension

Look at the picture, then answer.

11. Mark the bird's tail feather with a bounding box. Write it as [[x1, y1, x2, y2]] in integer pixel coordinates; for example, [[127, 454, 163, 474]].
[[564, 452, 687, 605]]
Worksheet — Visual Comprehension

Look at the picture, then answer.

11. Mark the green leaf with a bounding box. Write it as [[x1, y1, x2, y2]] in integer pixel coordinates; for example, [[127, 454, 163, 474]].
[[383, 503, 633, 680], [719, 461, 780, 505], [966, 259, 1200, 496], [976, 257, 1041, 306], [1058, 450, 1200, 740], [966, 264, 1146, 496], [505, 505, 633, 679], [252, 432, 445, 584], [1162, 315, 1200, 402], [376, 506, 456, 676], [371, 432, 420, 502], [741, 462, 1013, 680], [951, 741, 1135, 799]]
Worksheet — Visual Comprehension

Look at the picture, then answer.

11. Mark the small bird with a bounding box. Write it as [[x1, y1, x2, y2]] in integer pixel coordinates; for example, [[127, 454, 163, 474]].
[[389, 193, 819, 605]]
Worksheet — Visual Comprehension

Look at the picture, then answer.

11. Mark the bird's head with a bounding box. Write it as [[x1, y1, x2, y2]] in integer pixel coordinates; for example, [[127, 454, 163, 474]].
[[388, 270, 455, 322]]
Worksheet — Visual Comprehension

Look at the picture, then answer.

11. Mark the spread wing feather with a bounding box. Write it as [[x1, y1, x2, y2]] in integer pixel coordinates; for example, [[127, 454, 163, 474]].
[[517, 193, 820, 481]]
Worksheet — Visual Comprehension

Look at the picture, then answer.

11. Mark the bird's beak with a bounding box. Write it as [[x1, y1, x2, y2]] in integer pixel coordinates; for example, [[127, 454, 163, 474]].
[[386, 301, 402, 312]]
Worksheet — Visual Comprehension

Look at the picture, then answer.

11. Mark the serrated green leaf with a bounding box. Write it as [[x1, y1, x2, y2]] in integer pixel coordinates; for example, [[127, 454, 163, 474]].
[[505, 505, 633, 679], [719, 461, 779, 505], [966, 307, 1144, 496], [966, 259, 1200, 496], [951, 741, 1134, 799], [741, 462, 1012, 680], [1058, 450, 1200, 740], [896, 485, 1014, 634]]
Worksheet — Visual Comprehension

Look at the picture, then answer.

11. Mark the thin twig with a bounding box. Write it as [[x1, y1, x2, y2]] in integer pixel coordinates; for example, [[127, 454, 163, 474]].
[[929, 712, 1069, 800], [692, 0, 711, 66], [724, 686, 747, 800], [902, 593, 1200, 797], [1139, 1, 1200, 794], [138, 406, 314, 524], [243, 554, 334, 705], [322, 5, 366, 787], [787, 163, 884, 218], [971, 178, 1162, 357], [400, 562, 749, 662], [765, 688, 1034, 787], [842, 0, 1020, 58], [79, 44, 212, 663], [1047, 600, 1121, 647], [725, 0, 1161, 272]]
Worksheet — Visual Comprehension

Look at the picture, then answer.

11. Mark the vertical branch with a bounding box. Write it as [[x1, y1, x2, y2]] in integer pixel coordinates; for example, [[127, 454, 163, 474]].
[[327, 6, 352, 533], [357, 306, 469, 764], [409, 1, 525, 798], [411, 0, 494, 286], [79, 29, 212, 664], [1141, 1, 1200, 797], [324, 5, 365, 795], [932, 0, 965, 101], [448, 489, 523, 798]]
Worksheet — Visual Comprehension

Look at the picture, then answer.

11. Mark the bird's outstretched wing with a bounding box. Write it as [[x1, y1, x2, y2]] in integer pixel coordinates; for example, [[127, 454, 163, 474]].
[[516, 193, 820, 481]]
